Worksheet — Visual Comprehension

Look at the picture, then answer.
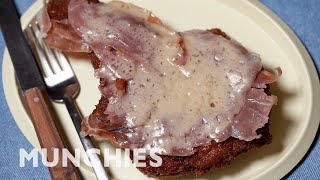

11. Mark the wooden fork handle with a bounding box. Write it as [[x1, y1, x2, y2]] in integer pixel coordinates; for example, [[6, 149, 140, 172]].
[[24, 87, 81, 180]]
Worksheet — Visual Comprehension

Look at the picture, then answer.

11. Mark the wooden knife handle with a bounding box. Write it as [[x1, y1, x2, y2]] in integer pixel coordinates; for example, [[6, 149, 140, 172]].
[[24, 87, 81, 180]]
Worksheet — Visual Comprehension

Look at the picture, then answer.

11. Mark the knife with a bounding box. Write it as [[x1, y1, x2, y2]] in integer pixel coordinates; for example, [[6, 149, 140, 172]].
[[0, 1, 81, 179]]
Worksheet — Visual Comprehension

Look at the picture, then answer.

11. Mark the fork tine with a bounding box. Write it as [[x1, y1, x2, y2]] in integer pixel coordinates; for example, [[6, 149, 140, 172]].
[[34, 22, 63, 73], [57, 51, 73, 72], [27, 23, 53, 77]]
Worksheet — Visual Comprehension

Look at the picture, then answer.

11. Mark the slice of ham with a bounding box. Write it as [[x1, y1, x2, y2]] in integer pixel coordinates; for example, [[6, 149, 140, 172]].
[[38, 4, 91, 52], [231, 88, 277, 141], [67, 0, 182, 64], [253, 67, 282, 88], [37, 6, 51, 37], [68, 0, 182, 104], [45, 20, 92, 52], [40, 0, 280, 156]]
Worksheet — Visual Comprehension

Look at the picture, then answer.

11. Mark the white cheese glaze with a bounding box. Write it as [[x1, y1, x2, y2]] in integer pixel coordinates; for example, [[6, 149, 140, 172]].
[[67, 0, 276, 155]]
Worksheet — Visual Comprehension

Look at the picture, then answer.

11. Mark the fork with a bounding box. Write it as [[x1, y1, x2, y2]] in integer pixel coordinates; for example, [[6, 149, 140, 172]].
[[25, 21, 109, 180]]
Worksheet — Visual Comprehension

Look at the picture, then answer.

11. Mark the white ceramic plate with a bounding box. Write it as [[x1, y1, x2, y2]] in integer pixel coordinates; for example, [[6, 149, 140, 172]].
[[2, 0, 320, 179]]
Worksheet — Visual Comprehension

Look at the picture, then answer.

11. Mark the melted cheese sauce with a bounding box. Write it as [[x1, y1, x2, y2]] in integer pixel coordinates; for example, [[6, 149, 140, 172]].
[[104, 30, 262, 154], [68, 0, 263, 155]]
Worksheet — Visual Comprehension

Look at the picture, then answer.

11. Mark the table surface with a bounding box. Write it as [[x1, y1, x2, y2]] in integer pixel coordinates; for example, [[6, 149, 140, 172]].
[[0, 0, 319, 179]]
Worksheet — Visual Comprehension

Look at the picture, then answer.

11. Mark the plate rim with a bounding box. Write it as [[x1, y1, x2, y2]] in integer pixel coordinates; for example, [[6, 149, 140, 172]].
[[234, 0, 320, 179], [2, 0, 320, 179]]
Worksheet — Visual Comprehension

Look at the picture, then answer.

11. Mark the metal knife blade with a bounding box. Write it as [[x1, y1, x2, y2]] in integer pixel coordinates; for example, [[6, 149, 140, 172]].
[[0, 1, 83, 179], [0, 0, 44, 91]]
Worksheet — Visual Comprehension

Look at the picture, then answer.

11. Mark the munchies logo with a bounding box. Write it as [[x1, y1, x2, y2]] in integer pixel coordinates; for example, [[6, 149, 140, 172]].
[[19, 148, 162, 168]]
